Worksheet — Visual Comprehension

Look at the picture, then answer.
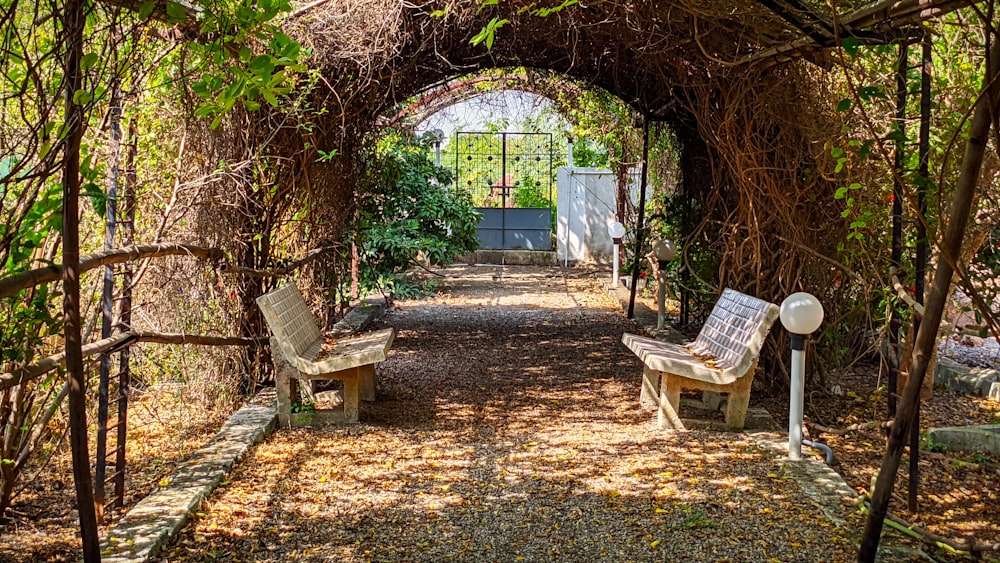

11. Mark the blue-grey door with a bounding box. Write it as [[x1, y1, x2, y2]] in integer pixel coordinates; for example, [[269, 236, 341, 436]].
[[455, 132, 553, 250]]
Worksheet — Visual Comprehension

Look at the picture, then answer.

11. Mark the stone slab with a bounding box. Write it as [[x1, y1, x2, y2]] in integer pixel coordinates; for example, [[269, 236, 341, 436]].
[[100, 389, 278, 562], [927, 424, 1000, 454], [934, 356, 999, 398], [456, 250, 559, 266], [328, 296, 389, 336]]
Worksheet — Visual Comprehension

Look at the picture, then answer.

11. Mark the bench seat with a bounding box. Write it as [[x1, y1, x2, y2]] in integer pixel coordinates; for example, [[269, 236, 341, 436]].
[[257, 283, 394, 426], [622, 288, 779, 432]]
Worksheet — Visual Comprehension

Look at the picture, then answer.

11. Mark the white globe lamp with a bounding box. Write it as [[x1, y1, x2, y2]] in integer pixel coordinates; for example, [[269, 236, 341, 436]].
[[779, 291, 824, 460], [431, 128, 445, 166], [652, 239, 676, 329], [608, 221, 626, 288]]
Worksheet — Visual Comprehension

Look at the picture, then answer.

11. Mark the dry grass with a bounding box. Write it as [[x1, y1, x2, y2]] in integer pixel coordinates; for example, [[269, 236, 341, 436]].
[[0, 383, 232, 563]]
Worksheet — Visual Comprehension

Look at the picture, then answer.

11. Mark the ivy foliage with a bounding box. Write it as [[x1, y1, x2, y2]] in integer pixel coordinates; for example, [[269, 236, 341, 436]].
[[358, 133, 481, 283]]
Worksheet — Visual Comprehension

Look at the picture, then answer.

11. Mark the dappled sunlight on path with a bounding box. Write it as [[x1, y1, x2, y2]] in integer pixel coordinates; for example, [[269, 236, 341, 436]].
[[160, 266, 862, 562]]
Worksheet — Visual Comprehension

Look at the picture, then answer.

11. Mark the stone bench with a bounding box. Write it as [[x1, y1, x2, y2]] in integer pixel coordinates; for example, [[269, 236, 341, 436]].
[[257, 283, 394, 426], [621, 288, 779, 431]]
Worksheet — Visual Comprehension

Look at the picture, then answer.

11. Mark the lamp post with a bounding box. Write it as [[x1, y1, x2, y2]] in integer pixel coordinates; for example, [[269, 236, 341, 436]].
[[652, 239, 676, 330], [432, 128, 445, 167], [608, 221, 626, 288], [779, 292, 824, 460]]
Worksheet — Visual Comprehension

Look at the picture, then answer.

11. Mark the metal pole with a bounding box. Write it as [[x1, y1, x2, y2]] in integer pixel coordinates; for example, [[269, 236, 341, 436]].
[[612, 240, 621, 287], [788, 334, 806, 460], [908, 30, 933, 514], [657, 267, 667, 329], [95, 74, 122, 521], [565, 136, 572, 268], [628, 119, 650, 318], [889, 40, 909, 420]]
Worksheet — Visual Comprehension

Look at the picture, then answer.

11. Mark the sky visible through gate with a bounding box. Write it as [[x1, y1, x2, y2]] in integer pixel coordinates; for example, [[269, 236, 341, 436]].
[[415, 90, 570, 155]]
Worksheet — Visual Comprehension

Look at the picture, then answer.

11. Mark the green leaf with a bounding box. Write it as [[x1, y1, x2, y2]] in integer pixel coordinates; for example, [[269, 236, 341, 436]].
[[857, 85, 885, 100], [859, 140, 874, 161], [249, 55, 275, 77], [138, 0, 156, 19], [191, 80, 211, 98], [830, 147, 844, 158], [261, 89, 279, 106], [81, 53, 99, 71], [194, 102, 217, 118], [477, 0, 499, 13], [841, 37, 861, 57], [83, 182, 106, 218], [836, 98, 852, 112], [72, 89, 92, 105], [165, 2, 187, 22], [885, 127, 907, 142], [834, 186, 848, 199], [471, 17, 508, 49]]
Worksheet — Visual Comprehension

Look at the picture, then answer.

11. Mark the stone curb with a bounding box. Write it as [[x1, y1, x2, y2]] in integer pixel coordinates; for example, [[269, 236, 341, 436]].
[[99, 297, 390, 562], [934, 356, 1000, 400], [927, 424, 1000, 454], [100, 389, 278, 562]]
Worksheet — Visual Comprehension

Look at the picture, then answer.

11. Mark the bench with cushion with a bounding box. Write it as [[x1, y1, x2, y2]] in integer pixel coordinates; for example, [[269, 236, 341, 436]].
[[257, 283, 394, 426], [621, 288, 779, 431]]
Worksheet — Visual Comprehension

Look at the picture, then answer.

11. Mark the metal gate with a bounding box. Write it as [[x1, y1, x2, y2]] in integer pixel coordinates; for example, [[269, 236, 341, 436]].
[[455, 132, 553, 250]]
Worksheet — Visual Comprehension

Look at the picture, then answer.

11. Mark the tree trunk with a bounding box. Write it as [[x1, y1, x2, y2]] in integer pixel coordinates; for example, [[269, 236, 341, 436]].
[[858, 32, 1000, 562]]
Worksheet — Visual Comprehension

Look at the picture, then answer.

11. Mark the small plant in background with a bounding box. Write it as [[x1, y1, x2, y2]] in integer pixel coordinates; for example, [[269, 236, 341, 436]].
[[290, 401, 316, 414]]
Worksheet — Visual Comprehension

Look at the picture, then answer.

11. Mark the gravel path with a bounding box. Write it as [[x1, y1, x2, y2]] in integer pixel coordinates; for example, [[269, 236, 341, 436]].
[[159, 265, 865, 562]]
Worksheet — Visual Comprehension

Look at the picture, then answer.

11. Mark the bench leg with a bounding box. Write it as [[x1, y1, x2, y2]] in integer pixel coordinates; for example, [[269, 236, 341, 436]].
[[342, 371, 361, 423], [299, 379, 318, 404], [275, 367, 293, 427], [359, 364, 376, 402], [724, 375, 753, 432], [640, 366, 661, 409], [657, 374, 685, 430], [701, 391, 724, 412]]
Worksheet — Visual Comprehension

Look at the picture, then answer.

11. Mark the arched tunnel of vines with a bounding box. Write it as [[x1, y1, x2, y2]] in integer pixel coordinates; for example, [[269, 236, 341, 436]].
[[2, 0, 1000, 560]]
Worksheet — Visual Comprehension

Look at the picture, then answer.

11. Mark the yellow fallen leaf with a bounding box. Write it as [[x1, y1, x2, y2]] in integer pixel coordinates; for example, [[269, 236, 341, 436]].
[[655, 508, 667, 514], [650, 540, 661, 548], [523, 441, 538, 447], [319, 476, 327, 483], [158, 477, 170, 487]]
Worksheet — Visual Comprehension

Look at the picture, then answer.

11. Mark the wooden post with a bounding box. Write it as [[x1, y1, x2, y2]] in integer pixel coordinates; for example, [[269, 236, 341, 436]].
[[61, 0, 100, 558], [627, 117, 650, 319]]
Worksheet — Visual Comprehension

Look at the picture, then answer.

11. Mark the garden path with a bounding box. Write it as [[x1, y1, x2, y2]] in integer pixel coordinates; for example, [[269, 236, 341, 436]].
[[155, 265, 894, 562]]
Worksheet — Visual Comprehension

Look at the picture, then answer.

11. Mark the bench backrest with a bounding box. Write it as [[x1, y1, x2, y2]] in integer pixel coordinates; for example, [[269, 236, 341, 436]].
[[256, 283, 322, 358], [689, 288, 779, 374]]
